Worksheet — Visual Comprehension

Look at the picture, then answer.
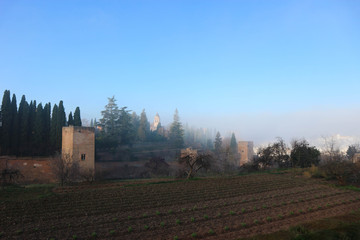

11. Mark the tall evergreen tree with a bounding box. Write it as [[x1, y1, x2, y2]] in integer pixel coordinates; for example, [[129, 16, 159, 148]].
[[1, 90, 11, 155], [118, 107, 135, 145], [50, 104, 58, 153], [131, 112, 140, 135], [18, 95, 29, 155], [73, 107, 81, 126], [214, 131, 222, 154], [169, 109, 184, 148], [68, 112, 74, 126], [33, 103, 44, 155], [230, 133, 237, 154], [137, 109, 149, 141], [100, 96, 120, 136], [43, 103, 51, 155], [10, 94, 19, 155], [28, 100, 37, 154], [56, 101, 66, 151]]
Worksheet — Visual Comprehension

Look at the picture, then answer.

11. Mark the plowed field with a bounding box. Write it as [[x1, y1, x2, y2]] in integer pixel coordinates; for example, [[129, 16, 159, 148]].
[[1, 173, 360, 240]]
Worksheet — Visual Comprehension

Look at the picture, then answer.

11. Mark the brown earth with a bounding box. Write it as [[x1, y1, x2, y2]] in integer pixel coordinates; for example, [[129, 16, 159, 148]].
[[1, 173, 360, 240]]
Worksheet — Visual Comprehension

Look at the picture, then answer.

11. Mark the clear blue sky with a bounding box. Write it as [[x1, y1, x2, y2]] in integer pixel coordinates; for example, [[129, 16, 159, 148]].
[[1, 0, 360, 147]]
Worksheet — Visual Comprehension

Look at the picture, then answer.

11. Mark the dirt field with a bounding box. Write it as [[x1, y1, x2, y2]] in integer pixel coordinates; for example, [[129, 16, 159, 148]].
[[1, 173, 360, 240]]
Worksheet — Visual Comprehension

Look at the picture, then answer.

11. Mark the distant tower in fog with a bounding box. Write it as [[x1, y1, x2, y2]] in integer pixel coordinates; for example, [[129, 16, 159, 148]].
[[150, 113, 161, 131], [238, 141, 254, 166]]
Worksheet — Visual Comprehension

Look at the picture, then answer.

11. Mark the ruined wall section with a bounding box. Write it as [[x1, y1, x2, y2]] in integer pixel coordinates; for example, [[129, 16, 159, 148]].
[[0, 156, 55, 183]]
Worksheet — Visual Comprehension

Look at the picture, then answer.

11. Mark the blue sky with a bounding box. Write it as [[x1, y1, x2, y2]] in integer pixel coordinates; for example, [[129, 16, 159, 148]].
[[1, 0, 360, 147]]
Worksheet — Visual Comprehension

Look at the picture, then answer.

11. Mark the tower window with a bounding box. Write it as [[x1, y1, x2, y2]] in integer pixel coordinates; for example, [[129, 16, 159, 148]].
[[81, 154, 86, 161]]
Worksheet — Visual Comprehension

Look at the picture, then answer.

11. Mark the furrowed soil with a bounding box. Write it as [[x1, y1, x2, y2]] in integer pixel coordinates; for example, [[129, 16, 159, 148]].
[[1, 173, 360, 240]]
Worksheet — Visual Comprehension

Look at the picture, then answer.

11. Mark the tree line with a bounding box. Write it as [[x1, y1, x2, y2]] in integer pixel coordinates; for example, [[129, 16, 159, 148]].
[[95, 96, 184, 150], [0, 90, 81, 156]]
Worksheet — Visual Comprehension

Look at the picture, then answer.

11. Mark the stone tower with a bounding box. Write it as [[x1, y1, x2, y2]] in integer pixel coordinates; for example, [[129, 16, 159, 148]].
[[62, 126, 95, 175], [150, 113, 161, 131], [238, 141, 254, 166]]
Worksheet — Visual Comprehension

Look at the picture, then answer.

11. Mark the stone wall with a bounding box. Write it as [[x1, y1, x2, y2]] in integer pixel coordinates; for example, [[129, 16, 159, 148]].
[[0, 156, 56, 183]]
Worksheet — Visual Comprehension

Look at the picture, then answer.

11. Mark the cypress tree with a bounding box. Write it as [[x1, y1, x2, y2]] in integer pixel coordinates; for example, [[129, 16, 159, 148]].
[[1, 90, 11, 155], [33, 103, 44, 155], [230, 133, 238, 154], [50, 104, 58, 153], [18, 95, 29, 155], [28, 100, 37, 155], [137, 109, 149, 141], [43, 103, 51, 155], [73, 107, 81, 126], [10, 94, 19, 155], [68, 112, 74, 126], [56, 101, 66, 151]]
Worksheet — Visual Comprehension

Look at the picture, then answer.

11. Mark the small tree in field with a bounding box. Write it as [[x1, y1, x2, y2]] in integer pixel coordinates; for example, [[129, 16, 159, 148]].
[[179, 150, 212, 179], [51, 153, 79, 186]]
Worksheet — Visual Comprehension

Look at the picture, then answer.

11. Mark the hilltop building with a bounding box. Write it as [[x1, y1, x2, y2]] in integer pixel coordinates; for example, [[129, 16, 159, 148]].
[[150, 113, 161, 131], [238, 141, 254, 166]]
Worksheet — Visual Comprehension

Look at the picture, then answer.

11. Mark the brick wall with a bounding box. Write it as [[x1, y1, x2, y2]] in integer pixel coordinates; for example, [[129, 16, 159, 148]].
[[0, 156, 56, 183]]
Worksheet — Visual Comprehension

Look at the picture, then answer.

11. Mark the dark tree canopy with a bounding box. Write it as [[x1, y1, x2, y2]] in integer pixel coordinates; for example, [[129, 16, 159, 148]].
[[257, 138, 290, 168], [290, 139, 320, 168], [73, 107, 82, 126], [68, 112, 74, 126], [346, 144, 360, 160], [0, 90, 78, 156], [118, 107, 135, 145], [1, 90, 11, 155]]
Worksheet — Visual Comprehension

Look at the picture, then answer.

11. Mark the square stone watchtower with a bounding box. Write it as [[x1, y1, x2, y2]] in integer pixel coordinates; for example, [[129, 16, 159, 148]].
[[238, 141, 254, 166], [62, 126, 95, 175]]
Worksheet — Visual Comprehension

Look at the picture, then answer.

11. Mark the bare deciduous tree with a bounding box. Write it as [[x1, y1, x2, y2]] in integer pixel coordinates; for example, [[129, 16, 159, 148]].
[[51, 153, 79, 186], [179, 150, 212, 179]]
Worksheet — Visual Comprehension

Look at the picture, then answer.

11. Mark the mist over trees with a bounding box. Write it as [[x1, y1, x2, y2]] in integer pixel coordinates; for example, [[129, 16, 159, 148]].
[[0, 90, 81, 156], [96, 96, 169, 151]]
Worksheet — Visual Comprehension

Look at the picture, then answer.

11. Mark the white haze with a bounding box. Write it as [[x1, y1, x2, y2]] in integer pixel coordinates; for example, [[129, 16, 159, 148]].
[[181, 107, 360, 151]]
